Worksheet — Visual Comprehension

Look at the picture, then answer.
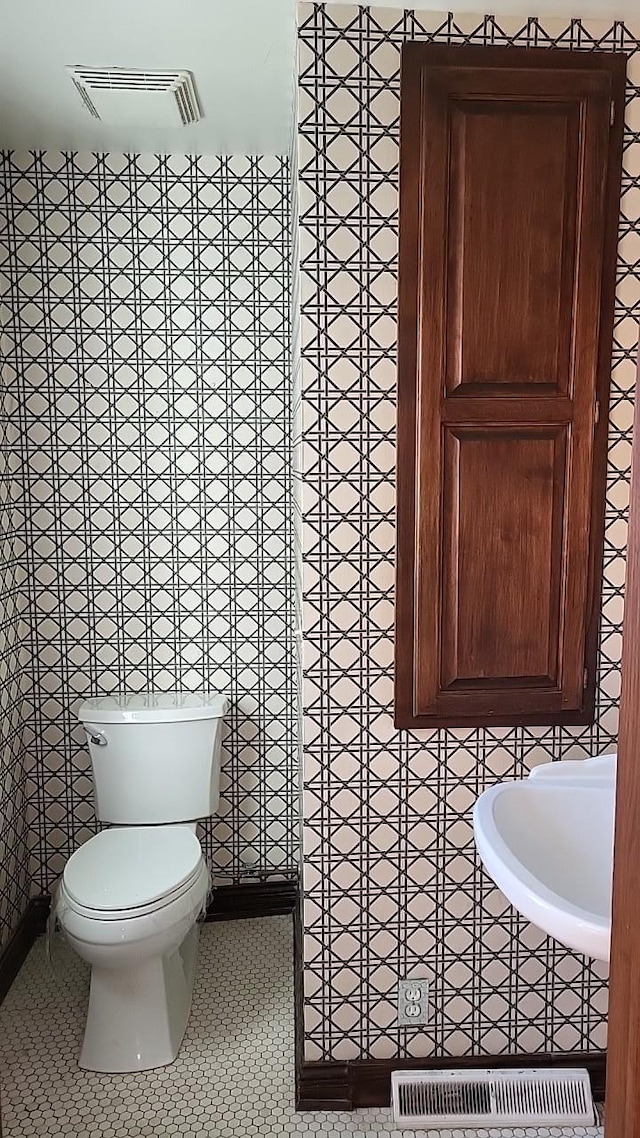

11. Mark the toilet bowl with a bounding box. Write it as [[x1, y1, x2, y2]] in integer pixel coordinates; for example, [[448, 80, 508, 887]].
[[55, 692, 228, 1073], [56, 825, 210, 1072]]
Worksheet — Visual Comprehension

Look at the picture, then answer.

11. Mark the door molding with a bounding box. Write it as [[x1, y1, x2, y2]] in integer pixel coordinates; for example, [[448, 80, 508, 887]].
[[604, 347, 640, 1136]]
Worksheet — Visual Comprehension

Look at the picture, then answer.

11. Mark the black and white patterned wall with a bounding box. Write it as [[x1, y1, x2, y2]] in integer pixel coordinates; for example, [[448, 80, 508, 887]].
[[0, 308, 31, 951], [298, 4, 639, 1062], [0, 151, 297, 900]]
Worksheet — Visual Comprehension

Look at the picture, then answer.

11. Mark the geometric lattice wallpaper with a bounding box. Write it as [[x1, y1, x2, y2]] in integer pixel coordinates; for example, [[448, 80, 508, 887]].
[[0, 297, 31, 952], [0, 151, 297, 902], [298, 3, 639, 1062]]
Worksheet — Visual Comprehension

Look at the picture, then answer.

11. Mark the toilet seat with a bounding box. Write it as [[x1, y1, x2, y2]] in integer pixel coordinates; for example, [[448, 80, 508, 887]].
[[56, 859, 210, 944], [62, 825, 205, 920], [60, 865, 206, 921]]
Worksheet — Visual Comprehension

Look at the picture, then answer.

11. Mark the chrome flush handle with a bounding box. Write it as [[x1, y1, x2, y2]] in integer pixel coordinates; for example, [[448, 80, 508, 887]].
[[88, 731, 108, 747]]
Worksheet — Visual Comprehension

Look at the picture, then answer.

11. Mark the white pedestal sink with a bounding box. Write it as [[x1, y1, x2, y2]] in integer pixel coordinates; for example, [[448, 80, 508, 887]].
[[473, 754, 615, 961]]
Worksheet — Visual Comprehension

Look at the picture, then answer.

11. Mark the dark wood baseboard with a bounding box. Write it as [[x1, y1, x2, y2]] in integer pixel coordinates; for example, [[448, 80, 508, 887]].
[[0, 897, 51, 1005], [296, 1051, 607, 1110], [293, 884, 305, 1105], [205, 877, 298, 921]]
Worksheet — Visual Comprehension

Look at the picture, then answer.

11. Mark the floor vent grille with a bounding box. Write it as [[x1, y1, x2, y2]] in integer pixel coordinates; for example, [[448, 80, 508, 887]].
[[391, 1067, 596, 1129]]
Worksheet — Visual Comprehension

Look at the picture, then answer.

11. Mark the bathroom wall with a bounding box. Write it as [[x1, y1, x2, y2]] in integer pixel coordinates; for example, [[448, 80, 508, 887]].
[[290, 135, 304, 873], [0, 283, 31, 949], [0, 151, 297, 894], [298, 4, 639, 1061]]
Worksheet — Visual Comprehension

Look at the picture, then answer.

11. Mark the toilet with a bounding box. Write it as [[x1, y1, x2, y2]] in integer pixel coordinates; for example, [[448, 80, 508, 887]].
[[55, 691, 229, 1073]]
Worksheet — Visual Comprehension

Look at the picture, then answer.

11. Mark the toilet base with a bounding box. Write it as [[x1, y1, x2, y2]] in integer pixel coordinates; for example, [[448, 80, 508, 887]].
[[79, 922, 200, 1073]]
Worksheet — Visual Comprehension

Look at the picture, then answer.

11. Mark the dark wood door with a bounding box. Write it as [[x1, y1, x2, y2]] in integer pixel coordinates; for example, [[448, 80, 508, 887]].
[[604, 351, 640, 1136], [395, 44, 625, 729]]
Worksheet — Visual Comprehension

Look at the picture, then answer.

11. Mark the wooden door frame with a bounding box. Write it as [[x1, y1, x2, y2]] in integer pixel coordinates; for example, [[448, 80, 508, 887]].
[[606, 345, 640, 1136]]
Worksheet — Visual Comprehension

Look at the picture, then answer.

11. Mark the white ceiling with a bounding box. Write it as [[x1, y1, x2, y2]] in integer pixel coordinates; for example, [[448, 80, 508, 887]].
[[0, 0, 296, 155], [0, 0, 634, 156]]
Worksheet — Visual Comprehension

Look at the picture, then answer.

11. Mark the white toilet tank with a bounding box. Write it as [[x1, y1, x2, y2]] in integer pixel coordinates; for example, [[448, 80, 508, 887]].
[[78, 692, 229, 824]]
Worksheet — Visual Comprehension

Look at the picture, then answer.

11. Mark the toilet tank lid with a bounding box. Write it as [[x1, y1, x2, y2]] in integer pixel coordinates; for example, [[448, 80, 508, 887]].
[[78, 692, 229, 724]]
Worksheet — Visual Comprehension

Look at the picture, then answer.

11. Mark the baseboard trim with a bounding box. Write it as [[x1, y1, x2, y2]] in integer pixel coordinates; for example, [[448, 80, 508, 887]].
[[206, 877, 298, 921], [293, 884, 306, 1107], [0, 897, 51, 1005], [296, 1051, 607, 1110]]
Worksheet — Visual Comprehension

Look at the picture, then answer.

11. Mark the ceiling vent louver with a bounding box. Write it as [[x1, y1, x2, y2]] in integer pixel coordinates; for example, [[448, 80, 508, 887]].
[[66, 67, 201, 127]]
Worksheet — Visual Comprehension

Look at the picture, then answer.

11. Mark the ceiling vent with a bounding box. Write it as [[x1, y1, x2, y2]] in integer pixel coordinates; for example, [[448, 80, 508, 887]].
[[66, 67, 201, 127]]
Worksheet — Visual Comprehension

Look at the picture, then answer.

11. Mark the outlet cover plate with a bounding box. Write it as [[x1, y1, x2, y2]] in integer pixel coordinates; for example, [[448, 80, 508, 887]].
[[398, 978, 429, 1026]]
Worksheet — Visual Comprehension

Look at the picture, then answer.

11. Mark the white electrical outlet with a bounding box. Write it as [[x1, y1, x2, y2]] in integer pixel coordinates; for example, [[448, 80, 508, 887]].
[[397, 979, 429, 1026]]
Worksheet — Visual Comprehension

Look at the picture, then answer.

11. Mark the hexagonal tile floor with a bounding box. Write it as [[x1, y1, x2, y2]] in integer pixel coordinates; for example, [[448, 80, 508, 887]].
[[0, 916, 604, 1136]]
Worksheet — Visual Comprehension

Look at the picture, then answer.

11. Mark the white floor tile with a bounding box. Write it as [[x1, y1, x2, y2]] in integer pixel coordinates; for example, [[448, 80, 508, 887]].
[[0, 917, 604, 1137]]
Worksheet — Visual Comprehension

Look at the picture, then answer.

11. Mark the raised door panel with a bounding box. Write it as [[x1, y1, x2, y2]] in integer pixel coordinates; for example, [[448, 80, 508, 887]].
[[446, 101, 579, 395], [441, 427, 565, 687], [395, 44, 626, 729], [414, 425, 573, 721]]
